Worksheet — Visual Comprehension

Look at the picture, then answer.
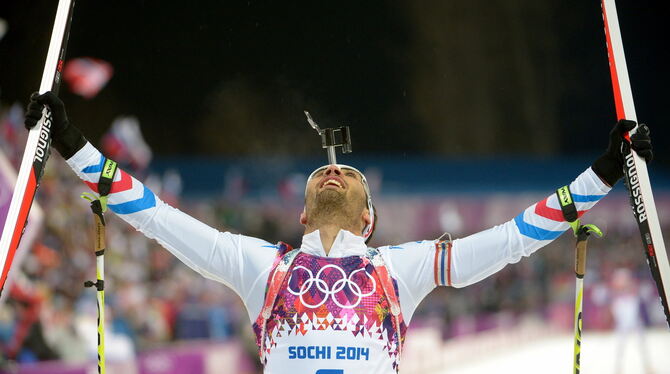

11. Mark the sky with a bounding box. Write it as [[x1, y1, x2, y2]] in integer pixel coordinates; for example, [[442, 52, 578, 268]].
[[0, 0, 667, 163]]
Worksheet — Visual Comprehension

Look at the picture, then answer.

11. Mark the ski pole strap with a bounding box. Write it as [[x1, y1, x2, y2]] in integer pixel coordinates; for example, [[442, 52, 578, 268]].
[[556, 185, 577, 221], [97, 159, 118, 210], [556, 185, 603, 238], [556, 185, 579, 232]]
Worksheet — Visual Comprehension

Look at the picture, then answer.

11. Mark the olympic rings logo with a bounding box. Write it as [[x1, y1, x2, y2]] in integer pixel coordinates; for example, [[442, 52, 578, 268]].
[[286, 264, 376, 309]]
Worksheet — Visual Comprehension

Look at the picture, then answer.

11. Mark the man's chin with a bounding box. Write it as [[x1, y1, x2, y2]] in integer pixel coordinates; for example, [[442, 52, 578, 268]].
[[315, 189, 346, 207]]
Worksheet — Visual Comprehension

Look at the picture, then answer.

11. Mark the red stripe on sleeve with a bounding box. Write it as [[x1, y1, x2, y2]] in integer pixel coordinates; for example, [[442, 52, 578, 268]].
[[84, 180, 98, 192], [534, 197, 586, 222], [110, 170, 132, 193], [83, 169, 132, 194]]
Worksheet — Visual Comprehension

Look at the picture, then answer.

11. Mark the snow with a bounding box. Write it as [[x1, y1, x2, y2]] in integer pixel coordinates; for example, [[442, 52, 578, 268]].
[[439, 329, 670, 374]]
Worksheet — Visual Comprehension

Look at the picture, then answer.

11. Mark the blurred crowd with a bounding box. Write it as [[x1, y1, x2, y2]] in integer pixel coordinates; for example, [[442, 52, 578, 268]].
[[416, 228, 665, 338], [0, 100, 667, 368], [0, 101, 250, 367]]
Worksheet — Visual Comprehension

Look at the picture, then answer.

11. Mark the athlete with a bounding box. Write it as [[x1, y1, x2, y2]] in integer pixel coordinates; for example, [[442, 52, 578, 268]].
[[25, 92, 652, 374]]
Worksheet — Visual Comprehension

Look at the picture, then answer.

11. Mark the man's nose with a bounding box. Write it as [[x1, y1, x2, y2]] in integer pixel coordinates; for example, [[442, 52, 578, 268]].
[[324, 165, 342, 176]]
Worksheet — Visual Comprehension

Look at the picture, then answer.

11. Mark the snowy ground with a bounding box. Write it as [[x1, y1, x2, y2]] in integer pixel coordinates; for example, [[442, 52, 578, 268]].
[[439, 329, 670, 374]]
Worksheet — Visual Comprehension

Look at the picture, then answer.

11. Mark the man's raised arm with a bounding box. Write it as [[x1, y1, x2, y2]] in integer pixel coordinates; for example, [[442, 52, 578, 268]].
[[381, 121, 652, 319], [447, 120, 652, 287], [24, 92, 277, 313]]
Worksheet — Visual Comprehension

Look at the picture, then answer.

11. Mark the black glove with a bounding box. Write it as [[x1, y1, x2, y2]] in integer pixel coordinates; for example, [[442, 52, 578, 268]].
[[25, 91, 86, 159], [592, 119, 653, 186]]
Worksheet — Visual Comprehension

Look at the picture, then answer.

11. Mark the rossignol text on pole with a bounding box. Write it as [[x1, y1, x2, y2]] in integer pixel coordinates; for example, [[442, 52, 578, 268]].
[[0, 0, 76, 299], [601, 0, 670, 328]]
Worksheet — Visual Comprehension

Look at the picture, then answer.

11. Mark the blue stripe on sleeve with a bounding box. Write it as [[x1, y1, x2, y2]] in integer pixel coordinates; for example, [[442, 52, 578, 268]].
[[514, 213, 564, 241], [440, 245, 446, 286], [572, 194, 605, 202], [81, 155, 106, 173], [107, 186, 156, 214]]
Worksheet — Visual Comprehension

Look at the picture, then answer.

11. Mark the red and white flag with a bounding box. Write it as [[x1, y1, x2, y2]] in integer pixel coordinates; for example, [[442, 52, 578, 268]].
[[101, 116, 152, 172], [63, 57, 113, 99]]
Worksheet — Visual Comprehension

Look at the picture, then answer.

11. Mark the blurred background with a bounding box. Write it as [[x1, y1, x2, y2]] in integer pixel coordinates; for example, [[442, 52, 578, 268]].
[[1, 1, 669, 373]]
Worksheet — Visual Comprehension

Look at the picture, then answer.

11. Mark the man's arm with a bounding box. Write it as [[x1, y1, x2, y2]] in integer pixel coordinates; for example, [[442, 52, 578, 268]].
[[25, 93, 277, 316], [447, 120, 652, 287], [448, 167, 607, 287], [382, 166, 608, 320], [381, 120, 652, 319], [67, 143, 275, 288]]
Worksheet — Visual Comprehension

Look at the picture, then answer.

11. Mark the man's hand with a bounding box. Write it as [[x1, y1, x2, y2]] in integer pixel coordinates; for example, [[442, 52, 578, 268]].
[[24, 91, 86, 159], [25, 91, 69, 134], [592, 119, 653, 187]]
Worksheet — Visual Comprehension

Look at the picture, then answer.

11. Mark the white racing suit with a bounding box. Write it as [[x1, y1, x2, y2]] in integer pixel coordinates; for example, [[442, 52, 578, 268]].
[[66, 142, 611, 374]]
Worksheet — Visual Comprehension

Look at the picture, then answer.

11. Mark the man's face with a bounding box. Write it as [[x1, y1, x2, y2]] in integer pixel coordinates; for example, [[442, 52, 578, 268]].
[[303, 165, 368, 227]]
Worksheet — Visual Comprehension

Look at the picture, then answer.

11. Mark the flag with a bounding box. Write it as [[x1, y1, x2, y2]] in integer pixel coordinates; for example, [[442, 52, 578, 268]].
[[63, 57, 114, 99], [101, 116, 152, 172]]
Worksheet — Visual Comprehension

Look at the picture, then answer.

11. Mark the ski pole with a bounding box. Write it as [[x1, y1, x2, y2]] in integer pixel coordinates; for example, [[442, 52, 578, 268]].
[[555, 186, 603, 373], [82, 194, 106, 374], [572, 223, 602, 374]]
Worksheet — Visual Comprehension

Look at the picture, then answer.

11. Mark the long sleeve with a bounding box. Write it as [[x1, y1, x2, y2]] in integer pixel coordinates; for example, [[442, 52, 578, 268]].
[[449, 167, 610, 287], [380, 167, 610, 321], [65, 142, 277, 319]]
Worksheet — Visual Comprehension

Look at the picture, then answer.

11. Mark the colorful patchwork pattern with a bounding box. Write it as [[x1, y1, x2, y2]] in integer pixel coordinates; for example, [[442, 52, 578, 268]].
[[253, 252, 406, 370]]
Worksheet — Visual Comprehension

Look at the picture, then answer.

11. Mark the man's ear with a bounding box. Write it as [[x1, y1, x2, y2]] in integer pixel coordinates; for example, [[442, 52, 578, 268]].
[[300, 209, 307, 225], [362, 209, 371, 227]]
